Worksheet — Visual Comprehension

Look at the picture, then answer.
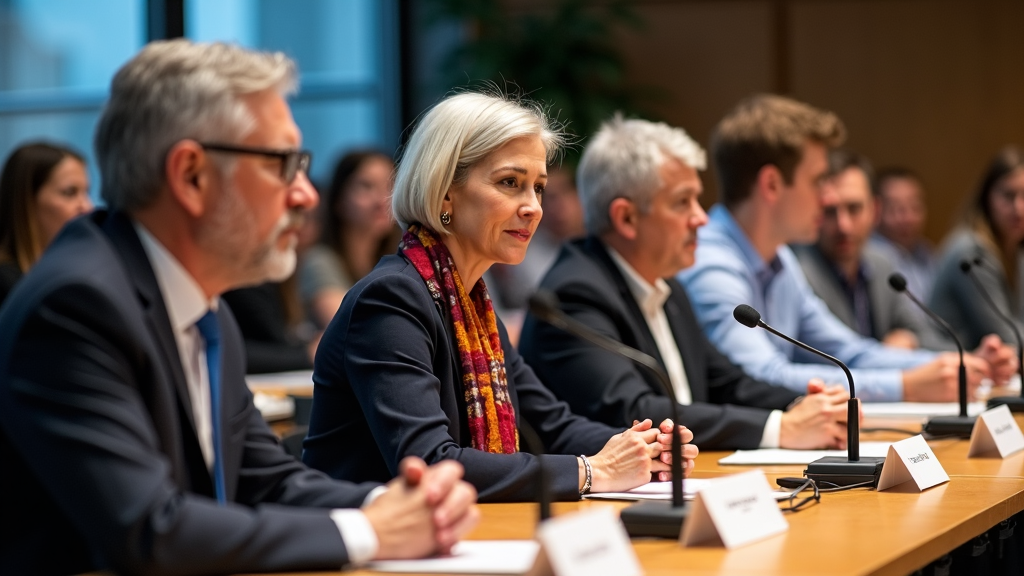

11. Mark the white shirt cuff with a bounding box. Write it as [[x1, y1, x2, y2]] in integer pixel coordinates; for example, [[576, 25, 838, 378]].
[[330, 509, 379, 567], [758, 410, 784, 448]]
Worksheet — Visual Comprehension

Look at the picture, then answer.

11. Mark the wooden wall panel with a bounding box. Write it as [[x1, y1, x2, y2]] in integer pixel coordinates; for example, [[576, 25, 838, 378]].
[[789, 0, 1024, 241], [466, 0, 1024, 241]]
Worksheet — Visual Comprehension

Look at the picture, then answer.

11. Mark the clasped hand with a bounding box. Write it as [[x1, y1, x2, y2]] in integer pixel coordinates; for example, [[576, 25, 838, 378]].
[[362, 457, 479, 560], [584, 418, 698, 493]]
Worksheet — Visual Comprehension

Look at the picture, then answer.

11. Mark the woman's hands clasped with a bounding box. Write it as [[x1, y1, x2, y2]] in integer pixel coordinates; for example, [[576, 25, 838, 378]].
[[582, 418, 698, 494]]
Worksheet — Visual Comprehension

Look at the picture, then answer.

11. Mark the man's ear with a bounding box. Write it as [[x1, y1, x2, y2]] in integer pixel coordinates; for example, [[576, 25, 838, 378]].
[[755, 164, 784, 204], [608, 197, 639, 241], [165, 140, 211, 218]]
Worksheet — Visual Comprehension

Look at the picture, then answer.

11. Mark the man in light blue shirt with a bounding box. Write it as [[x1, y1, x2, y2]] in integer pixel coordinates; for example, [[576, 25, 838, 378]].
[[679, 94, 1010, 402]]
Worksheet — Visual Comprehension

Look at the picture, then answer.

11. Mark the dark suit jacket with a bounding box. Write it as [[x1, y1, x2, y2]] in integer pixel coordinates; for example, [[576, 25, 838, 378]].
[[0, 260, 22, 308], [303, 253, 617, 502], [0, 211, 377, 576], [519, 237, 801, 450], [793, 244, 953, 351], [222, 283, 313, 374]]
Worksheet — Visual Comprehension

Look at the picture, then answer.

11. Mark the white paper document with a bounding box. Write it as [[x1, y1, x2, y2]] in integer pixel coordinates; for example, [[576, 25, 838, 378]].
[[861, 402, 986, 419], [586, 479, 791, 501], [718, 442, 892, 465], [367, 540, 540, 574], [245, 370, 314, 390]]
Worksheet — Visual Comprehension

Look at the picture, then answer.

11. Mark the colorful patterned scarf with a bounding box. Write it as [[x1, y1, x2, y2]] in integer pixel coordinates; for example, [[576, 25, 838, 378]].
[[399, 224, 519, 454]]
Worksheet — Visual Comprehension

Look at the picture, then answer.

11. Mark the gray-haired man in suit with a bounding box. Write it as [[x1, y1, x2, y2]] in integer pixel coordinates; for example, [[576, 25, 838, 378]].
[[0, 39, 476, 575]]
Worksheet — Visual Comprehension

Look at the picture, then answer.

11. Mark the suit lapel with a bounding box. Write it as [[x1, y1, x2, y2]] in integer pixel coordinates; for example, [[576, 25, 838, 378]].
[[582, 238, 669, 370], [662, 289, 707, 402], [101, 212, 197, 434]]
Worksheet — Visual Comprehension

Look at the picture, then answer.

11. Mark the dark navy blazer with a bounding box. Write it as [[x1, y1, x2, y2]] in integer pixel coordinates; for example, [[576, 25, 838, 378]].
[[303, 253, 617, 502], [519, 237, 801, 450]]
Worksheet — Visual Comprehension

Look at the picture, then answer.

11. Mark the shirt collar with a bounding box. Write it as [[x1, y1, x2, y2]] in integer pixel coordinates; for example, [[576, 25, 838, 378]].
[[709, 204, 785, 286], [606, 245, 671, 316], [133, 221, 217, 333]]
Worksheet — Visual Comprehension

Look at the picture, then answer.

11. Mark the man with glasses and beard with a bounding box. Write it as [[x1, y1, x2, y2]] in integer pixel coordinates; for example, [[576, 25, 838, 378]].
[[0, 40, 477, 575]]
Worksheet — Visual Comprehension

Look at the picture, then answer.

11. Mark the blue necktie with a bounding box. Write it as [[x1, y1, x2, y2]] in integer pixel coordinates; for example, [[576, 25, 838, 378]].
[[195, 310, 226, 505]]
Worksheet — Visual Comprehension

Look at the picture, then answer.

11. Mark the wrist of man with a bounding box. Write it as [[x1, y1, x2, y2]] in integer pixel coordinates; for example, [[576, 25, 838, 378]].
[[759, 410, 784, 448], [330, 509, 380, 566]]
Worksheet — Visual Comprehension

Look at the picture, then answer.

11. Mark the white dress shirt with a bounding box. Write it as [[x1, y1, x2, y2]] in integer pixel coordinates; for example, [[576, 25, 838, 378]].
[[607, 248, 782, 448], [134, 223, 380, 565]]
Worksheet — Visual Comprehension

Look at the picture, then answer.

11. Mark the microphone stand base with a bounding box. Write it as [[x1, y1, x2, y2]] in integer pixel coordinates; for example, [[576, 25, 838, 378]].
[[923, 416, 976, 438], [987, 396, 1024, 413], [804, 456, 885, 488], [619, 501, 688, 539]]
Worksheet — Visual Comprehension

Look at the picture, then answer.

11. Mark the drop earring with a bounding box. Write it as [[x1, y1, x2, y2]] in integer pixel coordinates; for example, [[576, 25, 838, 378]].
[[440, 211, 452, 226]]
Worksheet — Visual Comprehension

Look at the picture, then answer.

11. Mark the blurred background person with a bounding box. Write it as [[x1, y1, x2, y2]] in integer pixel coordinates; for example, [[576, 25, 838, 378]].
[[931, 146, 1024, 349], [869, 166, 936, 300], [303, 92, 696, 502], [793, 149, 951, 351], [300, 150, 400, 329], [0, 142, 92, 305]]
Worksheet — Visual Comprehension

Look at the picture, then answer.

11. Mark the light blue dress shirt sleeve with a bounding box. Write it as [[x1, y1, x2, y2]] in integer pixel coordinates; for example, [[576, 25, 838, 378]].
[[679, 206, 936, 402]]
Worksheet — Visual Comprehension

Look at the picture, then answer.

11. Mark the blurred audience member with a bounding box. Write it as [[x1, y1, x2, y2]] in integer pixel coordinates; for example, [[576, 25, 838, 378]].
[[0, 142, 92, 305], [222, 278, 317, 374], [793, 149, 950, 350], [300, 150, 399, 328], [869, 166, 935, 299], [931, 146, 1024, 349]]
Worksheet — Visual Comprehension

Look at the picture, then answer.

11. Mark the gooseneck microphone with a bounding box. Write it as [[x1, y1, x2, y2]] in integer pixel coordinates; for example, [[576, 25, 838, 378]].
[[961, 259, 1024, 412], [888, 273, 975, 437], [529, 290, 685, 538], [733, 304, 884, 486], [517, 421, 551, 522]]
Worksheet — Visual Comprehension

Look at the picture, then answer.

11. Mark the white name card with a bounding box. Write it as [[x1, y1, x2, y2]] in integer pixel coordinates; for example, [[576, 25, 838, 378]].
[[533, 507, 642, 576], [968, 404, 1024, 458], [877, 434, 949, 492], [679, 470, 788, 549]]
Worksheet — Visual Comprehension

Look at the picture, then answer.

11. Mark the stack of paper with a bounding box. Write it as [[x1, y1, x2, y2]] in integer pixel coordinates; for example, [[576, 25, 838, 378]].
[[368, 540, 540, 574]]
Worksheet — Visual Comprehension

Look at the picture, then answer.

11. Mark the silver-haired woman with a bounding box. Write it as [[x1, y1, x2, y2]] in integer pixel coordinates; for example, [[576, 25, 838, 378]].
[[303, 92, 699, 501]]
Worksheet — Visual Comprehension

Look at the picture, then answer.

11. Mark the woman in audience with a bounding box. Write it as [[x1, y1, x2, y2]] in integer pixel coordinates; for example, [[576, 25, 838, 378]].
[[931, 146, 1024, 348], [300, 150, 400, 328], [0, 142, 91, 305], [303, 92, 697, 502]]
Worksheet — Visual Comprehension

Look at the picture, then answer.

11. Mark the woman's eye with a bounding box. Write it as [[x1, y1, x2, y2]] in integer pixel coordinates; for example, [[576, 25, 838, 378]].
[[501, 178, 517, 187], [61, 187, 78, 197], [535, 185, 545, 196]]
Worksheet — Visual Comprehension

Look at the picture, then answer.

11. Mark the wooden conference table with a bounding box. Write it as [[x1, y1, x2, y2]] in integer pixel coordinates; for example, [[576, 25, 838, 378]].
[[230, 409, 1024, 576]]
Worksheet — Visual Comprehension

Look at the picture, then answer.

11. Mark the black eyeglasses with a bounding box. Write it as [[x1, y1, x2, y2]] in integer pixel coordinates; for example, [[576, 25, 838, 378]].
[[200, 142, 312, 184], [779, 477, 820, 512]]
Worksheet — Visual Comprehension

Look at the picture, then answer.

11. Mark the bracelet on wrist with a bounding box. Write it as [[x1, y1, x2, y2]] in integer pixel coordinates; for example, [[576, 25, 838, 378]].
[[579, 454, 593, 495]]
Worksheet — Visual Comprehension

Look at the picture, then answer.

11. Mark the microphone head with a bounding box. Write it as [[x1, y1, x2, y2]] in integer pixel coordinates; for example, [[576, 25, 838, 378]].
[[528, 290, 562, 321], [960, 260, 972, 273], [888, 273, 908, 292], [733, 304, 762, 328]]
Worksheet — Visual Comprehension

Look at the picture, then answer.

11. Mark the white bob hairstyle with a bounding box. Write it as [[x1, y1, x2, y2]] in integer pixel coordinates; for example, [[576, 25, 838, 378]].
[[392, 91, 566, 233]]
